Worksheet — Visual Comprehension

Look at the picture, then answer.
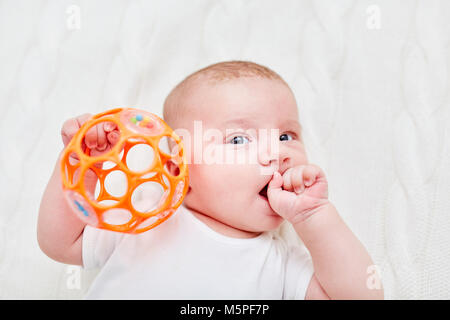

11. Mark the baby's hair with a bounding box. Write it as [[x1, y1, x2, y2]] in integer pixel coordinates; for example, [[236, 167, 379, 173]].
[[163, 60, 289, 127], [185, 60, 286, 83]]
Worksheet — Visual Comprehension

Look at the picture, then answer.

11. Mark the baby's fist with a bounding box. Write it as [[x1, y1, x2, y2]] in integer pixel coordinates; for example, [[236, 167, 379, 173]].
[[267, 164, 329, 224], [61, 113, 120, 158]]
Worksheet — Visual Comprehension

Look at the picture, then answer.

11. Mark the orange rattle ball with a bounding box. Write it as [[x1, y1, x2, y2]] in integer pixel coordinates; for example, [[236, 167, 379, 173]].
[[60, 108, 189, 234]]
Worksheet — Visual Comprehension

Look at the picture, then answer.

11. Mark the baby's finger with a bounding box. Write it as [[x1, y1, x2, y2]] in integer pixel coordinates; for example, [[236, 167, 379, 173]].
[[290, 166, 306, 194], [281, 166, 305, 194], [303, 165, 320, 187], [104, 121, 117, 132], [75, 113, 94, 149], [282, 167, 295, 191], [267, 171, 284, 200], [90, 144, 111, 158], [107, 130, 120, 146], [84, 125, 98, 149], [96, 124, 107, 151]]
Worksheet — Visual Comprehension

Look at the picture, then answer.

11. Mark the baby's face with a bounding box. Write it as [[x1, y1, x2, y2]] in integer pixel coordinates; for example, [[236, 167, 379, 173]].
[[174, 77, 308, 233]]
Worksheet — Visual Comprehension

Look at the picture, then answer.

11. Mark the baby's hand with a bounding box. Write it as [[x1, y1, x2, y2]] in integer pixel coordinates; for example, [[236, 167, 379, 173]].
[[267, 164, 329, 224], [61, 113, 120, 159]]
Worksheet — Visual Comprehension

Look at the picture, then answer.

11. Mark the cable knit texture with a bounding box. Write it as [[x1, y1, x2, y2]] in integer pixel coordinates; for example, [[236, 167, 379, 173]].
[[0, 0, 449, 299]]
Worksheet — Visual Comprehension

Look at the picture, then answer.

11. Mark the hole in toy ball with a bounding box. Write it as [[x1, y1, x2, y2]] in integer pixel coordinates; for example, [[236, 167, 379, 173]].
[[162, 174, 170, 188], [158, 136, 179, 157], [164, 160, 180, 177], [102, 208, 133, 225], [127, 137, 146, 144], [172, 181, 185, 206], [94, 178, 101, 200], [131, 181, 165, 213], [63, 152, 82, 186], [102, 161, 117, 170], [68, 152, 81, 166], [126, 143, 155, 172], [104, 170, 128, 198], [64, 163, 75, 185], [78, 168, 100, 200], [68, 166, 86, 188], [118, 148, 124, 162], [64, 164, 69, 182], [70, 166, 81, 186], [142, 172, 157, 178], [97, 199, 119, 208]]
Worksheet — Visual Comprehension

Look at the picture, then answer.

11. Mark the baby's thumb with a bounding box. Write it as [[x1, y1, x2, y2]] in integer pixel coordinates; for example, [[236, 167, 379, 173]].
[[267, 171, 287, 217], [267, 171, 283, 195]]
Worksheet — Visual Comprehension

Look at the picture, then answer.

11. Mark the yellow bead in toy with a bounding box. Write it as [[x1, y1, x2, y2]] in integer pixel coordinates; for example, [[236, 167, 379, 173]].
[[60, 108, 189, 234]]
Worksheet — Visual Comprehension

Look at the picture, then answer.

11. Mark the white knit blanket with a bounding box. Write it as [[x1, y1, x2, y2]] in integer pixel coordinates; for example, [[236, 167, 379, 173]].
[[0, 0, 448, 299]]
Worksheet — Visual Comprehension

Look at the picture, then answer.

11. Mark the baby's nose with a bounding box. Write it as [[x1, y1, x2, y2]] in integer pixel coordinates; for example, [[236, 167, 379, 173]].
[[257, 130, 278, 163], [262, 146, 292, 171], [258, 147, 275, 164], [258, 149, 293, 177], [257, 142, 278, 165], [278, 156, 293, 175]]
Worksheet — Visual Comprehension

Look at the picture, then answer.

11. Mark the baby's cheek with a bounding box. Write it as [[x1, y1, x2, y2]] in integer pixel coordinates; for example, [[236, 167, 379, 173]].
[[293, 149, 308, 166], [194, 164, 228, 191], [184, 164, 206, 192]]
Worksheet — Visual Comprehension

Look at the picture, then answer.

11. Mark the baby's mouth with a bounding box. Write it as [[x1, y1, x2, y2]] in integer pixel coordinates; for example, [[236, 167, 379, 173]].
[[259, 183, 269, 199]]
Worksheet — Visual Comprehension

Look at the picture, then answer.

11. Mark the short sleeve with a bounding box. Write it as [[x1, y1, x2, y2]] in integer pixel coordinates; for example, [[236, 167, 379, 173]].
[[82, 225, 125, 270], [283, 244, 315, 300]]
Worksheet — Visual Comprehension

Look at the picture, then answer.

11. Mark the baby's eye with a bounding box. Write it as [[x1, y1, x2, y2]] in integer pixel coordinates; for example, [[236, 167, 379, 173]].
[[280, 133, 294, 141], [228, 136, 250, 145]]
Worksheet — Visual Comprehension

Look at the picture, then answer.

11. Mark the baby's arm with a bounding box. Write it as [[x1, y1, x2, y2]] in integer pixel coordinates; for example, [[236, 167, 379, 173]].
[[37, 114, 119, 265], [38, 155, 88, 265], [296, 202, 380, 299], [268, 166, 383, 300]]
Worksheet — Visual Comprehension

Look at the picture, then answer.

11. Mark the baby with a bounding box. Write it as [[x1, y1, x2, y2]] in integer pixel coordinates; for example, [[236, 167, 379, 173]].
[[38, 61, 383, 299]]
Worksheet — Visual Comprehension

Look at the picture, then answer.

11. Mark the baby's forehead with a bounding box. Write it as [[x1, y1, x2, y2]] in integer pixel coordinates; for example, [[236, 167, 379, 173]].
[[165, 75, 298, 132], [195, 78, 298, 118]]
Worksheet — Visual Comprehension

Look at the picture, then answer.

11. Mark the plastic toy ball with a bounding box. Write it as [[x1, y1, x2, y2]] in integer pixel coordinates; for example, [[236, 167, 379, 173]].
[[60, 108, 189, 234]]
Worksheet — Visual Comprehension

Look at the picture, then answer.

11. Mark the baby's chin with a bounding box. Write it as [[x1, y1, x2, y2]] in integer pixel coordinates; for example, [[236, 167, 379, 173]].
[[245, 214, 285, 233], [210, 210, 284, 238]]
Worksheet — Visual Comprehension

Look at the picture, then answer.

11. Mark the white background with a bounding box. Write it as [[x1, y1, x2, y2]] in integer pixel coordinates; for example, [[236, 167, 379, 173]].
[[0, 0, 449, 299]]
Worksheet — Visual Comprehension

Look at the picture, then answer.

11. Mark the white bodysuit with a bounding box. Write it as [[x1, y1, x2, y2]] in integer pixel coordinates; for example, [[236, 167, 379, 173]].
[[82, 204, 314, 299]]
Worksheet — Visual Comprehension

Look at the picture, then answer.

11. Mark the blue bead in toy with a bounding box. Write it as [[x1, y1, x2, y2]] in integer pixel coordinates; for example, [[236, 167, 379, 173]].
[[74, 200, 89, 217]]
